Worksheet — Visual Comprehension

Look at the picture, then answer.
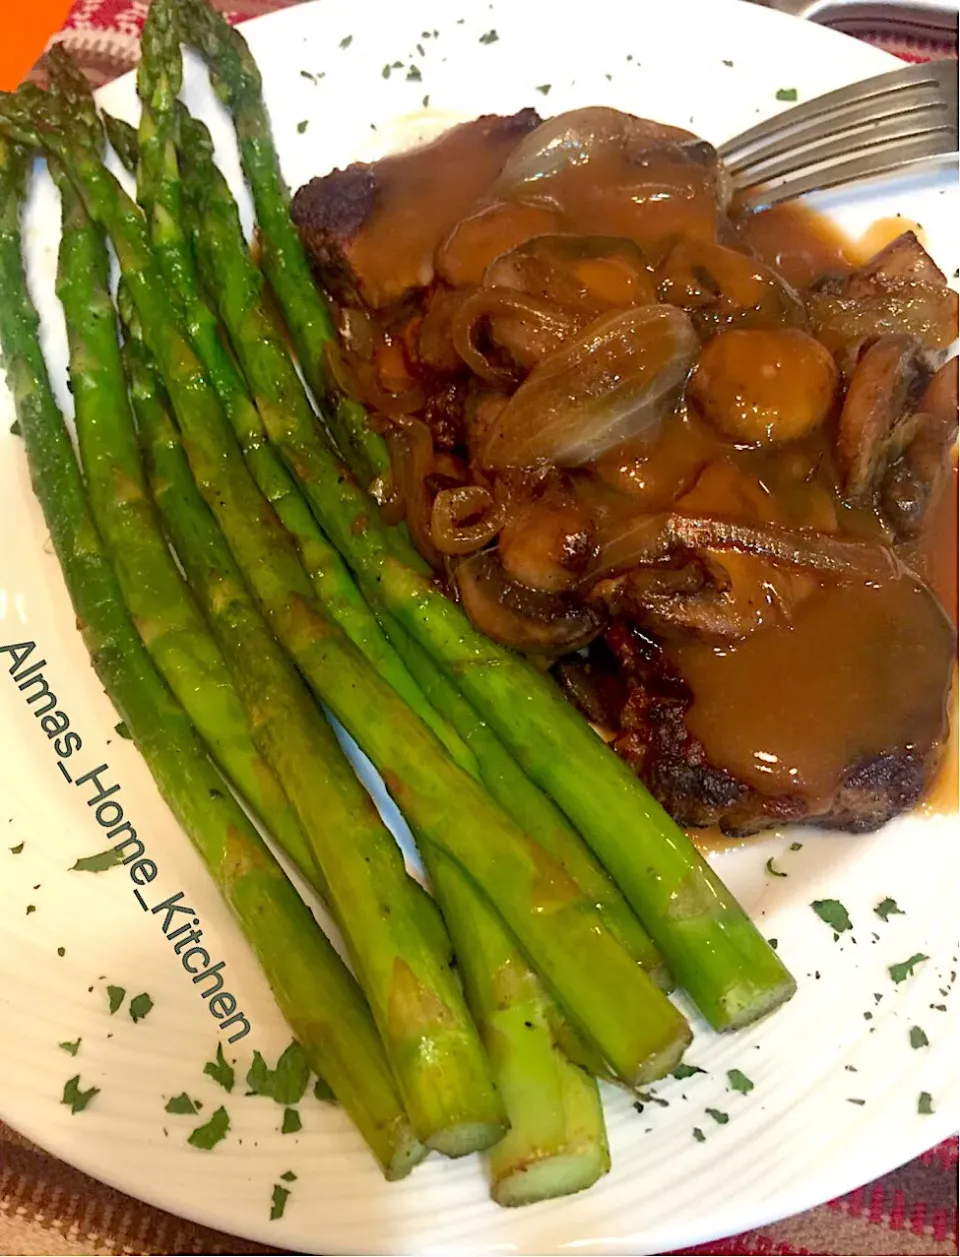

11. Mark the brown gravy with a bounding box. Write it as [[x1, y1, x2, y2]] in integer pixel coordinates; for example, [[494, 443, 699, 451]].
[[331, 114, 958, 824]]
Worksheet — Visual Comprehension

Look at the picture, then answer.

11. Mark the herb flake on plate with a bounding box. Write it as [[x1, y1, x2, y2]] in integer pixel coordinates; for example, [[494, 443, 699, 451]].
[[270, 1183, 291, 1220], [672, 1063, 706, 1080], [479, 29, 499, 44], [165, 1093, 200, 1115], [776, 87, 798, 101], [281, 1107, 302, 1134], [59, 1038, 81, 1056], [204, 1043, 235, 1092], [811, 899, 852, 933], [62, 1075, 99, 1114], [889, 953, 928, 984], [875, 897, 904, 921], [280, 1170, 297, 1182], [188, 1105, 230, 1150], [71, 849, 122, 873], [129, 992, 153, 1023], [106, 984, 126, 1014], [727, 1069, 754, 1094], [765, 856, 787, 878], [909, 1026, 929, 1049], [706, 1107, 729, 1125], [918, 1091, 934, 1115]]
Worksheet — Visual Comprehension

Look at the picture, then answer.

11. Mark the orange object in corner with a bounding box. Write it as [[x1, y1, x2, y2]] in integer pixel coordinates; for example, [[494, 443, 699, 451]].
[[0, 0, 76, 89]]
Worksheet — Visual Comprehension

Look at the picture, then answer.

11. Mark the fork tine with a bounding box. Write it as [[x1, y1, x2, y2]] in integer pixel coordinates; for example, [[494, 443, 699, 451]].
[[728, 109, 955, 187], [723, 84, 952, 176], [718, 61, 953, 163], [734, 132, 957, 210]]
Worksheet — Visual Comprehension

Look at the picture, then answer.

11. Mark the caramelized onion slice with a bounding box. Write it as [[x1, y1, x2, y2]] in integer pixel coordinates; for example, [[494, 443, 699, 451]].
[[452, 288, 581, 384], [431, 485, 505, 556], [481, 305, 699, 470], [456, 550, 604, 653], [484, 233, 657, 313], [589, 513, 903, 583], [494, 108, 712, 194]]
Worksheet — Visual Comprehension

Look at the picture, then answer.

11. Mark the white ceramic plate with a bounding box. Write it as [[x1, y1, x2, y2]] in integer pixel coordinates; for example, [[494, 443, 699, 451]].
[[1, 1, 957, 1252]]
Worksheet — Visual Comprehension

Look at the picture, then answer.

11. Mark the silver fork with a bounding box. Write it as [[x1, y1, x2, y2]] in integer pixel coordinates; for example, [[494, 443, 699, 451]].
[[719, 60, 958, 209]]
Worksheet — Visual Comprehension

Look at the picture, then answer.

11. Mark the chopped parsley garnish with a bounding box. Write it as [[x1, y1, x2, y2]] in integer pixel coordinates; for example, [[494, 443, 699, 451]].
[[246, 1051, 272, 1096], [281, 1107, 302, 1134], [847, 1097, 865, 1105], [789, 841, 803, 851], [280, 1170, 297, 1182], [776, 87, 798, 102], [768, 938, 778, 950], [706, 1107, 729, 1125], [62, 1075, 99, 1114], [875, 897, 904, 921], [71, 849, 122, 873], [129, 992, 153, 1023], [59, 1038, 81, 1056], [188, 1105, 230, 1150], [672, 1063, 706, 1080], [106, 985, 126, 1014], [10, 842, 23, 854], [727, 1069, 754, 1094], [765, 856, 787, 878], [10, 420, 22, 437], [270, 1183, 291, 1220], [299, 70, 315, 81], [26, 904, 36, 915], [406, 66, 422, 81], [479, 29, 499, 44], [165, 1093, 200, 1115], [536, 84, 552, 95], [204, 1043, 235, 1092], [918, 1091, 933, 1115], [314, 1076, 335, 1102], [909, 1026, 929, 1049], [246, 1042, 310, 1105], [297, 120, 308, 134], [57, 947, 65, 957], [889, 953, 928, 983], [811, 899, 852, 933], [114, 721, 131, 740], [422, 94, 430, 107], [339, 34, 353, 48], [382, 64, 392, 78], [722, 58, 734, 67], [693, 1126, 706, 1142]]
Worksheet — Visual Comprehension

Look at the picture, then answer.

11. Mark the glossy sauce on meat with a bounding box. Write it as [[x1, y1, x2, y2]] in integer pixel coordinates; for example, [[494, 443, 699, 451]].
[[295, 108, 958, 833]]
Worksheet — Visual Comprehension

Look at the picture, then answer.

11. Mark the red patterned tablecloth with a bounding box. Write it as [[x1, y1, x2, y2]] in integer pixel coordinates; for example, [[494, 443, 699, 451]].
[[1, 2, 957, 1254]]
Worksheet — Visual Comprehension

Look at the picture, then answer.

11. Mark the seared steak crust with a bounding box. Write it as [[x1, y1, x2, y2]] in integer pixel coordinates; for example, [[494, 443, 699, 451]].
[[575, 623, 937, 836], [291, 109, 543, 309]]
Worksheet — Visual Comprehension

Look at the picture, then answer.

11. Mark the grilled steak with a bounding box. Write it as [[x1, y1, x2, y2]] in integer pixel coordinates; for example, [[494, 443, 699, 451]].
[[291, 109, 542, 310], [557, 603, 954, 837]]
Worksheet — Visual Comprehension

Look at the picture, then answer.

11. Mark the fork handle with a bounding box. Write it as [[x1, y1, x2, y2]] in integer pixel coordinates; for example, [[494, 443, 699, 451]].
[[767, 0, 959, 39]]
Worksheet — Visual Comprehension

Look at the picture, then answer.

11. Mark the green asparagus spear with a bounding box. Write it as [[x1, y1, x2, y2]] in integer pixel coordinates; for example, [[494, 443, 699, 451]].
[[48, 153, 312, 882], [122, 275, 612, 1201], [118, 283, 506, 1158], [169, 0, 795, 1030], [171, 109, 617, 1192], [17, 75, 690, 1088], [172, 0, 387, 485], [131, 14, 469, 771], [0, 132, 422, 1181], [177, 105, 665, 982]]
